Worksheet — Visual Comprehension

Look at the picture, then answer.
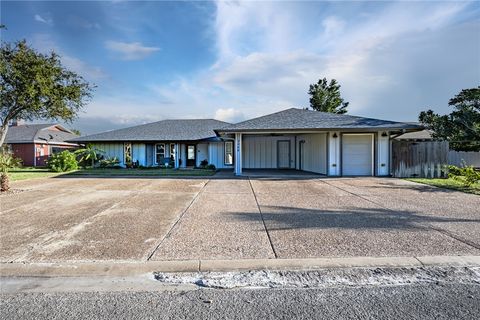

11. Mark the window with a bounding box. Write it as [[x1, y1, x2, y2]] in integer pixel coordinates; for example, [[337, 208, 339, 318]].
[[187, 145, 195, 160], [224, 141, 233, 165], [170, 143, 175, 160], [155, 143, 165, 164]]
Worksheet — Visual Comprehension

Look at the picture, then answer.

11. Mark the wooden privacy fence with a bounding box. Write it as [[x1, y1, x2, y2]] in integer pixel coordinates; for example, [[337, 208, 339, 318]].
[[392, 140, 449, 178], [448, 151, 480, 168]]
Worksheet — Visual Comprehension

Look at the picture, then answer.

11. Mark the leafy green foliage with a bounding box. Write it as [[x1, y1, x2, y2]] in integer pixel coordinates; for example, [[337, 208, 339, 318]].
[[74, 144, 104, 168], [308, 78, 349, 114], [0, 39, 94, 146], [47, 150, 78, 172], [447, 164, 480, 187], [0, 148, 22, 174], [70, 129, 81, 136], [419, 87, 480, 151], [0, 148, 22, 191], [99, 157, 121, 168]]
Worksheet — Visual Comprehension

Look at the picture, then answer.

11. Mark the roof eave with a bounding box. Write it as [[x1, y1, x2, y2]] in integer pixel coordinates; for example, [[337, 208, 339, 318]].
[[216, 126, 423, 134]]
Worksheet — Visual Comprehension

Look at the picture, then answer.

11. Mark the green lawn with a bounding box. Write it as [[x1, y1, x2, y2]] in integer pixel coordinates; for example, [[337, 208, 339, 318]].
[[8, 167, 217, 181], [406, 178, 480, 195], [66, 168, 217, 177], [9, 167, 66, 181]]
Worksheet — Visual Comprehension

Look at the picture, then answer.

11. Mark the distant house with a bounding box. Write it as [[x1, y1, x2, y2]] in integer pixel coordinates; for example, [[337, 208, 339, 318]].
[[5, 122, 79, 167], [395, 129, 433, 141], [71, 108, 422, 176]]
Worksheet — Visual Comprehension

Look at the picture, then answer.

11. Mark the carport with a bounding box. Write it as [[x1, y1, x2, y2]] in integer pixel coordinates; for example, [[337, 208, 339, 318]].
[[215, 108, 422, 177]]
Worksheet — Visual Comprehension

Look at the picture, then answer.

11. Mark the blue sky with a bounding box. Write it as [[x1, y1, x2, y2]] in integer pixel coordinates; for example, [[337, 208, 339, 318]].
[[1, 1, 479, 134]]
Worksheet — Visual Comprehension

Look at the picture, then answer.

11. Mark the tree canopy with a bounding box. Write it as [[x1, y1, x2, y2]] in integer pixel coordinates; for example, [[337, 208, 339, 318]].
[[308, 78, 349, 114], [419, 87, 480, 151], [0, 39, 94, 146]]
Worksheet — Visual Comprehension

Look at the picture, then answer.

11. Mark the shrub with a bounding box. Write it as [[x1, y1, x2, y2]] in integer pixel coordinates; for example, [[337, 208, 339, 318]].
[[47, 151, 78, 172], [206, 164, 216, 170], [0, 149, 22, 192], [448, 164, 480, 187], [99, 157, 120, 168], [199, 159, 208, 168]]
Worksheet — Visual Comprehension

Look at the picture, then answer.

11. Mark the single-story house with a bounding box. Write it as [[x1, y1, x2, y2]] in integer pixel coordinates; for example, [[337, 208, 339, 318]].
[[5, 122, 79, 166], [395, 129, 434, 141], [71, 108, 422, 176]]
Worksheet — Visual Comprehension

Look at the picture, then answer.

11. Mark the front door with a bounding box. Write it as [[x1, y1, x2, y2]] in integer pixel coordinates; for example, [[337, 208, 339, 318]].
[[277, 140, 291, 169], [186, 144, 196, 167]]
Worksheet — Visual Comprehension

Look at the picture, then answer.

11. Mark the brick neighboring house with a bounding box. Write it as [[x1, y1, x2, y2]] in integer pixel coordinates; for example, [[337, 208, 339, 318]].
[[5, 122, 79, 167]]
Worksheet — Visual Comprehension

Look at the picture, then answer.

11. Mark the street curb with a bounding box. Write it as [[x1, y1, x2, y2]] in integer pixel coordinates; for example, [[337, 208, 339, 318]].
[[1, 256, 479, 277]]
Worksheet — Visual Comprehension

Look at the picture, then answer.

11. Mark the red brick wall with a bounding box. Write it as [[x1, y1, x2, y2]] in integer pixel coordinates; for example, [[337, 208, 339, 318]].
[[10, 143, 76, 167], [10, 143, 35, 166]]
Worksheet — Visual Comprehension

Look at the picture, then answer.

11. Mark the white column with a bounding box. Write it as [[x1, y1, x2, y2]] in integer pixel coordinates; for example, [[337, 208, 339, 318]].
[[328, 131, 341, 176], [174, 143, 180, 169], [377, 131, 390, 176], [234, 133, 242, 175]]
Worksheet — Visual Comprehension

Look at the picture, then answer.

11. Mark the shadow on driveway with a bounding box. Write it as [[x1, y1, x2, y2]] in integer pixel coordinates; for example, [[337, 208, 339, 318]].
[[228, 206, 480, 231]]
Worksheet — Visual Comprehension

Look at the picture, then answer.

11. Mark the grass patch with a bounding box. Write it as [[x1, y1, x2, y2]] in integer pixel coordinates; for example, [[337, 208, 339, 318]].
[[8, 167, 67, 181], [67, 168, 217, 177], [406, 178, 480, 195]]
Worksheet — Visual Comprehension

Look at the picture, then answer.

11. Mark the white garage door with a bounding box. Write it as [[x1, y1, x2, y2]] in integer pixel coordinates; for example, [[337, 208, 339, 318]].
[[342, 134, 373, 176]]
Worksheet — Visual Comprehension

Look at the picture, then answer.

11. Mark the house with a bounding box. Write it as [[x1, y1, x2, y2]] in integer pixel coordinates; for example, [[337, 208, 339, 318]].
[[71, 108, 422, 176], [5, 122, 79, 167], [70, 119, 233, 169]]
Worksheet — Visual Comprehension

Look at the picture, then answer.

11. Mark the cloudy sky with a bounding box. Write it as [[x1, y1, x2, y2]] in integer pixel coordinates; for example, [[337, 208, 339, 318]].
[[1, 0, 479, 134]]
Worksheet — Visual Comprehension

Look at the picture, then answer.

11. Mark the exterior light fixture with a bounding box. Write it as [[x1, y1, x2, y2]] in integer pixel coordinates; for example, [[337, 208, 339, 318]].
[[381, 132, 388, 137], [332, 133, 338, 138]]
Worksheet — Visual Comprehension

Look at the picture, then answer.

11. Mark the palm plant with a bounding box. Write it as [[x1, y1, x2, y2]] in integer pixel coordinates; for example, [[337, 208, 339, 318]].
[[0, 149, 22, 192], [74, 144, 104, 168]]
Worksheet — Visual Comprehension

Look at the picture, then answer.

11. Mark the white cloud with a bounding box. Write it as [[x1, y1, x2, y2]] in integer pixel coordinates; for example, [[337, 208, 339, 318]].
[[34, 14, 53, 26], [71, 0, 477, 134], [105, 41, 160, 60], [214, 108, 245, 123]]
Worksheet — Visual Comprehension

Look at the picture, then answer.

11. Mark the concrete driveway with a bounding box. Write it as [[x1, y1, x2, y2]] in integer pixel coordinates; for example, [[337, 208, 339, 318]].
[[1, 176, 479, 262]]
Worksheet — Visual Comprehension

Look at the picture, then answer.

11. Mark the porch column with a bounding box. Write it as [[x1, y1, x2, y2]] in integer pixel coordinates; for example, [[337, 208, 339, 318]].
[[234, 133, 242, 175], [174, 143, 180, 169]]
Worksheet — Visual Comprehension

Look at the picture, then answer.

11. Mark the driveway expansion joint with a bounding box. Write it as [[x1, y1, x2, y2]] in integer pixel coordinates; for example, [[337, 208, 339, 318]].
[[145, 180, 211, 261], [248, 178, 278, 259]]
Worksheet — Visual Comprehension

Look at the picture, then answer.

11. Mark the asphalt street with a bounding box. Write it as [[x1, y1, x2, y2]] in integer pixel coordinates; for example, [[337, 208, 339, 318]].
[[1, 283, 479, 320]]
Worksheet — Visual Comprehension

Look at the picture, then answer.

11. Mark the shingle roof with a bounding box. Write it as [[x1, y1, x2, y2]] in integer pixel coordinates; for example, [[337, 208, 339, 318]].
[[216, 108, 423, 133], [70, 119, 231, 142], [395, 129, 433, 140], [6, 124, 79, 144]]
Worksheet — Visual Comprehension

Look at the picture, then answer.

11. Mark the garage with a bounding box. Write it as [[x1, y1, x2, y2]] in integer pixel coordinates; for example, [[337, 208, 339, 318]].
[[342, 134, 374, 176]]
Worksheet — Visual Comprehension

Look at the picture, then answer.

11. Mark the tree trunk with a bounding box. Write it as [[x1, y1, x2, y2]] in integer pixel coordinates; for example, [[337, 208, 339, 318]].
[[0, 125, 8, 148], [1, 172, 9, 192]]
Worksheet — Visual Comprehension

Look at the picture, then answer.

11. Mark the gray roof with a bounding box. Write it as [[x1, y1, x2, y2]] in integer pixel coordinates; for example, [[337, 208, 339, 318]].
[[216, 108, 423, 133], [71, 119, 231, 142], [395, 129, 433, 140], [6, 124, 79, 144]]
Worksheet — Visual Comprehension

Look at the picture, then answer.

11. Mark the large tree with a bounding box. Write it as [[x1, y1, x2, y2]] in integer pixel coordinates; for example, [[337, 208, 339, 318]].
[[0, 39, 94, 146], [419, 87, 480, 151], [308, 78, 349, 114]]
